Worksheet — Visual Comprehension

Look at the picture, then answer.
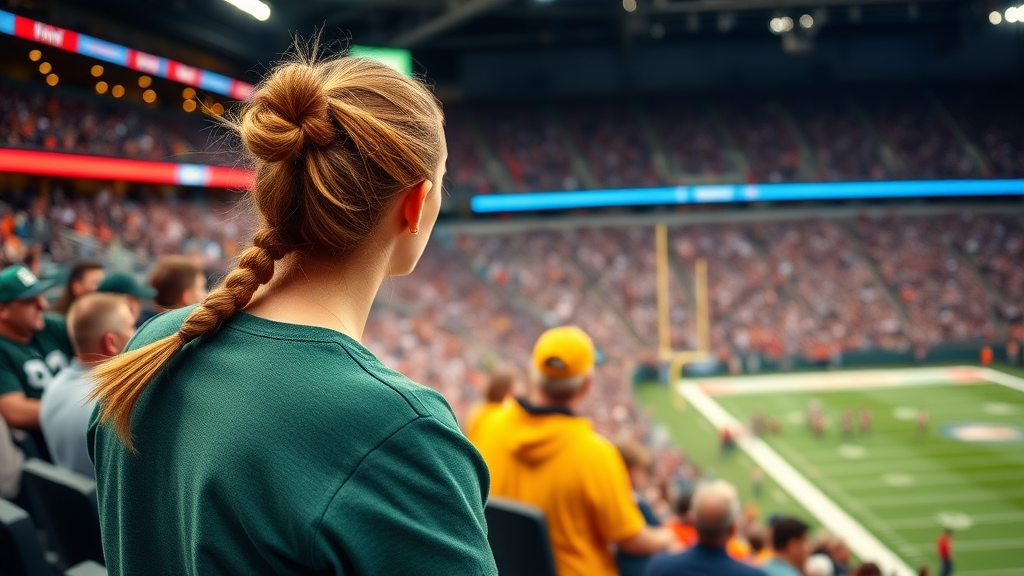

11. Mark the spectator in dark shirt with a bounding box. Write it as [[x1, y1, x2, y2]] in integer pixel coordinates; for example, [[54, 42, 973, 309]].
[[645, 479, 767, 576], [617, 438, 663, 576], [762, 517, 811, 576]]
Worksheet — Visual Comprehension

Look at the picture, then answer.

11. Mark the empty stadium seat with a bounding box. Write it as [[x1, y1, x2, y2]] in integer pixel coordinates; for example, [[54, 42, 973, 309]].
[[21, 459, 104, 568], [485, 497, 557, 576], [0, 497, 51, 576]]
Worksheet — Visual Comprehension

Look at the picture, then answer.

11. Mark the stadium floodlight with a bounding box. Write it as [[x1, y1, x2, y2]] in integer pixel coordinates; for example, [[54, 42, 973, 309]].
[[222, 0, 271, 22], [989, 10, 1002, 24], [1006, 6, 1019, 23], [769, 16, 794, 33], [800, 14, 814, 28]]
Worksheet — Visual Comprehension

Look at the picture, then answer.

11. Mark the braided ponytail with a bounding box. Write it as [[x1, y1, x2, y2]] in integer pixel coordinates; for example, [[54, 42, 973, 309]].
[[91, 228, 290, 450], [90, 46, 444, 451]]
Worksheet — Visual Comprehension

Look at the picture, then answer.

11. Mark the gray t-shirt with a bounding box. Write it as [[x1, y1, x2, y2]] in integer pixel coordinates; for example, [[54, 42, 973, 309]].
[[40, 361, 96, 479]]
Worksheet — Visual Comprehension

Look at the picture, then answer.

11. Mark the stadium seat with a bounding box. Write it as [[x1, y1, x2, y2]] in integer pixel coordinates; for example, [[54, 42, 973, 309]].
[[11, 429, 50, 463], [21, 459, 104, 568], [64, 561, 108, 576], [484, 497, 557, 576], [0, 497, 51, 576]]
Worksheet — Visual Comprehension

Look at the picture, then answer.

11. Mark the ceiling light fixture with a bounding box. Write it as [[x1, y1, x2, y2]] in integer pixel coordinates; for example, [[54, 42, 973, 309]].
[[222, 0, 271, 22]]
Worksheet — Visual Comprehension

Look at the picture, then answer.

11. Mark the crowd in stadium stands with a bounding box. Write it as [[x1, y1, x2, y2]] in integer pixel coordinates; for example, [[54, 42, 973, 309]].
[[788, 94, 889, 181], [2, 191, 1020, 363], [475, 104, 581, 191], [857, 214, 994, 346], [6, 83, 1019, 190], [646, 97, 735, 179], [718, 97, 803, 183], [0, 200, 1016, 576], [860, 91, 979, 180], [563, 102, 664, 188], [939, 89, 1024, 178], [0, 85, 211, 163], [444, 108, 494, 197], [750, 220, 909, 354], [0, 192, 252, 273]]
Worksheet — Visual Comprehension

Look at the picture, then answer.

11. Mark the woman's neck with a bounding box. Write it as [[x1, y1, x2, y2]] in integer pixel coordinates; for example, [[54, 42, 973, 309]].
[[243, 250, 387, 342]]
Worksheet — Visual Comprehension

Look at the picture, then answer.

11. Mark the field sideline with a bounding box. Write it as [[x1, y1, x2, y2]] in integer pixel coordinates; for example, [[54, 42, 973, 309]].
[[639, 366, 1024, 576]]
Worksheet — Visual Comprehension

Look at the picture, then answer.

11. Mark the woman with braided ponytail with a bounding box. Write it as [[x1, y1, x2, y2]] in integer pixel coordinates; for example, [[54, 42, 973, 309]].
[[87, 51, 498, 576]]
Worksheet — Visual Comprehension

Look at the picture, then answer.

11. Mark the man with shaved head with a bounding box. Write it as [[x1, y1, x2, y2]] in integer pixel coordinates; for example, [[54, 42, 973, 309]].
[[645, 480, 767, 576], [40, 292, 136, 478]]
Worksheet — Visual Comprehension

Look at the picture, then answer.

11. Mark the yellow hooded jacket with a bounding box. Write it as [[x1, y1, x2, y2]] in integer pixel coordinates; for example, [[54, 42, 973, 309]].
[[470, 399, 645, 576]]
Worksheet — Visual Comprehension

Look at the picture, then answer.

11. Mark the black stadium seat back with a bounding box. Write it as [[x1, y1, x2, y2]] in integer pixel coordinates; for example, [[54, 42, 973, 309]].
[[0, 498, 51, 576], [484, 497, 557, 576], [21, 458, 104, 567]]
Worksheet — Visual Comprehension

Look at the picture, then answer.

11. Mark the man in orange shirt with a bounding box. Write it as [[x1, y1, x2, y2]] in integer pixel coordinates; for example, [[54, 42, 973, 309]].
[[470, 326, 676, 576]]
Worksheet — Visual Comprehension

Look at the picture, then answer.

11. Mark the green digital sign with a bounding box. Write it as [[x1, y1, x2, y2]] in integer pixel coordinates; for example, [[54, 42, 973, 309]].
[[349, 45, 413, 76]]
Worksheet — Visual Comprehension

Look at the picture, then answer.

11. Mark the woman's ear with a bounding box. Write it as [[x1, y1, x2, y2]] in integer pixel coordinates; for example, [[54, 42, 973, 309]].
[[401, 180, 433, 234]]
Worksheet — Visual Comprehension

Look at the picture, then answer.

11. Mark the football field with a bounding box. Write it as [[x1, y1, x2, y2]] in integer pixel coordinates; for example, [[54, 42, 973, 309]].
[[643, 366, 1024, 576]]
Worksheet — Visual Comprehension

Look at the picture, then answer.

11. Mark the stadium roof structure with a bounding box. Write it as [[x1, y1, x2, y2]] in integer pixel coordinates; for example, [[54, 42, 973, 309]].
[[45, 0, 984, 78]]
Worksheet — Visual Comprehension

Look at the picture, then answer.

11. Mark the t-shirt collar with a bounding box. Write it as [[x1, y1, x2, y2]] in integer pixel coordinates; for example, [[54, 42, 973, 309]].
[[516, 396, 575, 417]]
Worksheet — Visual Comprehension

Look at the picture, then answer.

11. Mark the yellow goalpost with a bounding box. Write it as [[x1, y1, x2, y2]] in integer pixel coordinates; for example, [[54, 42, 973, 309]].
[[654, 223, 712, 392]]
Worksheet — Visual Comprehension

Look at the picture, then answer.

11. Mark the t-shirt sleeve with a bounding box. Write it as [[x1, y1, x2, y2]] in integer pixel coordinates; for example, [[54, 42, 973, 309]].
[[314, 415, 498, 576], [589, 441, 647, 544]]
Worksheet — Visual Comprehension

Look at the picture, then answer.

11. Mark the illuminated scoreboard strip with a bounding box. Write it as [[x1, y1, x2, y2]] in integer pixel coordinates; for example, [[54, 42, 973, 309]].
[[0, 9, 253, 100], [0, 148, 255, 189], [471, 179, 1024, 212]]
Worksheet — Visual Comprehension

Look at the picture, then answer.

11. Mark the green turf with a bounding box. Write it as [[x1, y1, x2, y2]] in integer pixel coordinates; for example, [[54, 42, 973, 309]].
[[635, 384, 818, 524], [713, 380, 1024, 575]]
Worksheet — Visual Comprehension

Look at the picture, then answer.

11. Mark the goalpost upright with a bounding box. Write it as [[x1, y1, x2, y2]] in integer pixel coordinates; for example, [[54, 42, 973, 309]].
[[655, 223, 712, 387]]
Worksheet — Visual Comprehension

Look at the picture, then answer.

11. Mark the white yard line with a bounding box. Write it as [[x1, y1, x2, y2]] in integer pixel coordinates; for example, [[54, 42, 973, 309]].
[[798, 445, 1015, 460], [858, 490, 1024, 507], [909, 538, 1024, 552], [817, 455, 1022, 474], [678, 382, 917, 576], [958, 568, 1024, 576], [884, 511, 1024, 529], [978, 367, 1024, 394], [693, 366, 990, 396], [840, 470, 1024, 489]]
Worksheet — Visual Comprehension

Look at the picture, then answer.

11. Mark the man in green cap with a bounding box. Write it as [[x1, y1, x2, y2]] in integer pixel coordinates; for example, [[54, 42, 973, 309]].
[[97, 272, 158, 324], [0, 265, 74, 434]]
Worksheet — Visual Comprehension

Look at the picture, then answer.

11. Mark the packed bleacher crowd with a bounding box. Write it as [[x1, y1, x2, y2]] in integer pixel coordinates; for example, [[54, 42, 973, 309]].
[[0, 85, 213, 164], [0, 192, 252, 274], [4, 82, 1022, 190], [2, 191, 1020, 367], [417, 89, 1024, 191]]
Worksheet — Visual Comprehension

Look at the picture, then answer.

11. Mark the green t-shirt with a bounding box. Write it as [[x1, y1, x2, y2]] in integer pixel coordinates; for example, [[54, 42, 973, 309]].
[[0, 315, 73, 400], [89, 307, 498, 576]]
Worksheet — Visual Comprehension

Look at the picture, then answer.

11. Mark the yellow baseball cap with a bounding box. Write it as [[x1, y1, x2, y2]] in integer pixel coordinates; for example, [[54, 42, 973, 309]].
[[532, 326, 596, 379]]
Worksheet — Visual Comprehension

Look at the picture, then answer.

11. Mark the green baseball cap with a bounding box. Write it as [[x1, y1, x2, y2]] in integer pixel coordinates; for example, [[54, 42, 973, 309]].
[[0, 265, 58, 304], [97, 273, 158, 299]]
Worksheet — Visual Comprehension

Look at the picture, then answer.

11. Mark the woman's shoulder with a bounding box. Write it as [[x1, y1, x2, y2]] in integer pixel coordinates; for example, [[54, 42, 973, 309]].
[[129, 305, 195, 350], [132, 308, 460, 431], [334, 348, 461, 433]]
